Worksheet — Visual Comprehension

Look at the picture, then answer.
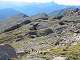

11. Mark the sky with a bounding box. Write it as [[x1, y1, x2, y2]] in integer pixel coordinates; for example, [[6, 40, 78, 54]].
[[0, 0, 80, 6]]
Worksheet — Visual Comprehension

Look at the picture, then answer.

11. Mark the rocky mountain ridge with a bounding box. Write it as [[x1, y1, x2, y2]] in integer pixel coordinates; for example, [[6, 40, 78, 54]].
[[0, 8, 80, 60]]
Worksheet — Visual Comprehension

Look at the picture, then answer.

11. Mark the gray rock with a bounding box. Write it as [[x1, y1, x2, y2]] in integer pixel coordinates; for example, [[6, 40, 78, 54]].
[[0, 44, 17, 60]]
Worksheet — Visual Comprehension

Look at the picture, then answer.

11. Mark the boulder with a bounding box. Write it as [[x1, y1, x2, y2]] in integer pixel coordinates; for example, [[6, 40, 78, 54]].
[[0, 44, 17, 60]]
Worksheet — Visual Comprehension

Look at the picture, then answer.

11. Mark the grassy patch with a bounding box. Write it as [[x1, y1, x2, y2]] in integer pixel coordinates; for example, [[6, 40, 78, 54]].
[[49, 43, 80, 60]]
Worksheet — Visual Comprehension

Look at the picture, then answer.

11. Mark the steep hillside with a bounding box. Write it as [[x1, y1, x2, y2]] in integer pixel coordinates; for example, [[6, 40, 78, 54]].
[[0, 13, 31, 33], [0, 8, 80, 60]]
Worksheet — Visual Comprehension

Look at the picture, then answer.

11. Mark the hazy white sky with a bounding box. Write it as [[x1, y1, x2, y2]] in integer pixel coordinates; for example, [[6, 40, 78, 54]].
[[0, 0, 53, 3], [0, 0, 80, 6], [54, 0, 80, 6]]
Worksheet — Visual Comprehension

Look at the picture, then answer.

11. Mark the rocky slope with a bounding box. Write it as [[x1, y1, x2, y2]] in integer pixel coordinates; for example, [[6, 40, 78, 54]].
[[0, 8, 80, 60]]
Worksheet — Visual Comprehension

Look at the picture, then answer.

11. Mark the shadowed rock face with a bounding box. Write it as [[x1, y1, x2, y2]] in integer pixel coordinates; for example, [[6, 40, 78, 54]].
[[0, 44, 17, 60], [3, 20, 31, 32], [29, 23, 39, 30]]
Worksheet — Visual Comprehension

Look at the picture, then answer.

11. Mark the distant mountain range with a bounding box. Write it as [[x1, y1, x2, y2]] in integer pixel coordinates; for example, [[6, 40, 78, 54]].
[[0, 3, 68, 20], [0, 8, 20, 19], [0, 3, 80, 20]]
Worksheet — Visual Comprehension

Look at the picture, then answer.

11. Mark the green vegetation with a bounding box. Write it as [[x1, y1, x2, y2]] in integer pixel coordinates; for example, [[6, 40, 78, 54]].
[[49, 43, 80, 60]]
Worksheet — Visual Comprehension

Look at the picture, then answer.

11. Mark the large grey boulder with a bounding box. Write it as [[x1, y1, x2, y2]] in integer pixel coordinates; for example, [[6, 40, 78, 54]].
[[0, 44, 17, 60]]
